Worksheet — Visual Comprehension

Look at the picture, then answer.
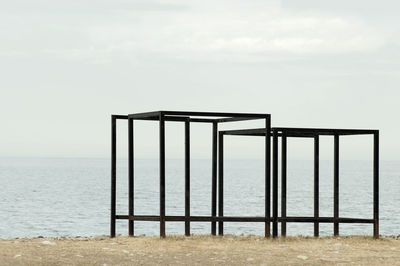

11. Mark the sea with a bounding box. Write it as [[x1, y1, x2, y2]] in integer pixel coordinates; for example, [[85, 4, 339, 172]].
[[0, 157, 399, 238]]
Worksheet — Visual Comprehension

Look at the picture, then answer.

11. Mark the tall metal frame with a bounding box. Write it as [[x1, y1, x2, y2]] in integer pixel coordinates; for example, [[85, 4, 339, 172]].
[[221, 127, 379, 238], [110, 111, 271, 238]]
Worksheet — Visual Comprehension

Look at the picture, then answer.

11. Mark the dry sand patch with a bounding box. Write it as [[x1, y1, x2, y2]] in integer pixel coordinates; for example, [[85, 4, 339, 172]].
[[0, 235, 399, 265]]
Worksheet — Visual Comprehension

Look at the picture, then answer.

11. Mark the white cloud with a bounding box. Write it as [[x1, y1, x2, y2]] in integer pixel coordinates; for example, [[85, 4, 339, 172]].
[[0, 0, 387, 63], [80, 3, 385, 63]]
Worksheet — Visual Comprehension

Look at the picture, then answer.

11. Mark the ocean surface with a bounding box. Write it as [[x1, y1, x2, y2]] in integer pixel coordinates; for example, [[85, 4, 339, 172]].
[[0, 157, 399, 238]]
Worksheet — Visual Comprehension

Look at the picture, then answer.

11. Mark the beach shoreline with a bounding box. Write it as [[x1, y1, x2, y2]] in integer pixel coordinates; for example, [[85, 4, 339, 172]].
[[1, 235, 399, 265]]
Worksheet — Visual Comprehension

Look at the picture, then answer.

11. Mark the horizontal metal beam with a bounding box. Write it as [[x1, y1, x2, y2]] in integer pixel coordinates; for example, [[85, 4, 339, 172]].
[[116, 215, 160, 221], [221, 129, 315, 138], [111, 115, 128, 120], [125, 116, 217, 123], [128, 111, 161, 119], [126, 111, 270, 123], [217, 117, 267, 123], [221, 127, 378, 137], [274, 127, 379, 136], [115, 215, 373, 223], [161, 111, 269, 118], [116, 215, 270, 222], [278, 217, 374, 223], [221, 128, 269, 135]]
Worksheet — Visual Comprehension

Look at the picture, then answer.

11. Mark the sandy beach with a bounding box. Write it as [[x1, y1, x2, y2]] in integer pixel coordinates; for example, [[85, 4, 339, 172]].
[[1, 235, 399, 265]]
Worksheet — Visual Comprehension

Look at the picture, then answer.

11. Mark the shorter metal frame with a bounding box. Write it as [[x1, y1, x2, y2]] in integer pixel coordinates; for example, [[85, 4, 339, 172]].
[[111, 111, 271, 238], [221, 127, 379, 238]]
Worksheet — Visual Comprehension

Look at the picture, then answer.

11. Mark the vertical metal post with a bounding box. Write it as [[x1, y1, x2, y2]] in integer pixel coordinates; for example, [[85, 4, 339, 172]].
[[265, 116, 271, 238], [110, 115, 117, 238], [185, 119, 190, 236], [281, 132, 287, 237], [334, 134, 339, 236], [159, 113, 166, 238], [211, 122, 218, 235], [314, 135, 319, 237], [128, 118, 134, 236], [218, 132, 224, 236], [272, 130, 278, 238], [373, 132, 379, 238]]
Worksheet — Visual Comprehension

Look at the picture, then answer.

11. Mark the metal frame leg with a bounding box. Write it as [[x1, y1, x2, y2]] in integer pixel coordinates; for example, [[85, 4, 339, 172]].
[[111, 116, 117, 237], [128, 118, 134, 236], [218, 132, 224, 236], [185, 119, 190, 236], [212, 122, 218, 235], [265, 116, 271, 238], [373, 132, 379, 238], [314, 135, 319, 237], [281, 133, 287, 237], [272, 130, 278, 238], [334, 134, 339, 236], [159, 114, 166, 238]]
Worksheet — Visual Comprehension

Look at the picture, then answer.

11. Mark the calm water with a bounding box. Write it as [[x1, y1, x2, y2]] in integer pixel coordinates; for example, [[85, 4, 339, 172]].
[[0, 157, 399, 238]]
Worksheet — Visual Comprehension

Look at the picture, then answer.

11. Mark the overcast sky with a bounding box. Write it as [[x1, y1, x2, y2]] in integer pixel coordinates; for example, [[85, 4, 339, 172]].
[[1, 0, 399, 160]]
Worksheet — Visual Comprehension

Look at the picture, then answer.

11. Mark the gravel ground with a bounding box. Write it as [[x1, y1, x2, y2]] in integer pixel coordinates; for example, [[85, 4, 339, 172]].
[[0, 235, 399, 265]]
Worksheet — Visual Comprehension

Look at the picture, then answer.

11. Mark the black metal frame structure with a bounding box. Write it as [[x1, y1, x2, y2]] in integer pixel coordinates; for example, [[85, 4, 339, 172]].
[[221, 127, 379, 238], [111, 111, 271, 238]]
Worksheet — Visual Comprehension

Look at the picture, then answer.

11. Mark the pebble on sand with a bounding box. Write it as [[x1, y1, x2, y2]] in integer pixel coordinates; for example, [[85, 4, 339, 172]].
[[297, 255, 308, 260], [41, 241, 56, 246]]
